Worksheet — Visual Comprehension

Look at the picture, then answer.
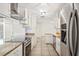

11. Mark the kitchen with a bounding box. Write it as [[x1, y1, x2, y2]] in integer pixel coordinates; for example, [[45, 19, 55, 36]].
[[0, 3, 79, 56]]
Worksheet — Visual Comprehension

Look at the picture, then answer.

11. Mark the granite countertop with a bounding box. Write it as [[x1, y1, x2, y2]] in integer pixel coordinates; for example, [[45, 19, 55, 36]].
[[0, 41, 22, 56]]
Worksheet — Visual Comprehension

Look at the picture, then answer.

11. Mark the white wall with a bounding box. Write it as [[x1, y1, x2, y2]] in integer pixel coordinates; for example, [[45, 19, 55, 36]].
[[36, 17, 59, 36]]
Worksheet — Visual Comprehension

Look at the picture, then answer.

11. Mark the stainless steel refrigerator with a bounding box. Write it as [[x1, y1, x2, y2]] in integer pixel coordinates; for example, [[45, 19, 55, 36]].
[[60, 3, 79, 56], [67, 3, 79, 56]]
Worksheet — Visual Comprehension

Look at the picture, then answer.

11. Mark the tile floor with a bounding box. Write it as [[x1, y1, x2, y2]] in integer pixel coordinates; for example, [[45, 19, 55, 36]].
[[31, 36, 58, 56]]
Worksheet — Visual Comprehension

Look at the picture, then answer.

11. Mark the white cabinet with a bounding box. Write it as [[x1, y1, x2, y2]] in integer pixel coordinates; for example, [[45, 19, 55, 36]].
[[11, 18, 25, 41], [5, 18, 13, 41], [56, 38, 61, 55], [0, 3, 10, 17], [31, 35, 37, 49], [0, 18, 5, 45], [16, 44, 22, 56], [7, 44, 22, 56]]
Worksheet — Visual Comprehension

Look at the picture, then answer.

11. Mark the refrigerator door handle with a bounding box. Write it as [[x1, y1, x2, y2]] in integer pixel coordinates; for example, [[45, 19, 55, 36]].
[[68, 9, 78, 56], [68, 12, 74, 55], [74, 9, 78, 56]]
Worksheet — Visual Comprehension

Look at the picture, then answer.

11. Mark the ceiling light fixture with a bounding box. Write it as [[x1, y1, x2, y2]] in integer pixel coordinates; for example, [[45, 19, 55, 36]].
[[40, 9, 47, 17], [40, 3, 48, 17]]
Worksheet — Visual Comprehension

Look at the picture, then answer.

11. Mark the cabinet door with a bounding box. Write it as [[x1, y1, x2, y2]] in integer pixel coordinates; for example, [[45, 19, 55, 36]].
[[7, 44, 22, 56], [5, 18, 13, 41], [56, 38, 61, 55], [53, 35, 56, 49], [16, 44, 22, 56], [0, 18, 4, 45]]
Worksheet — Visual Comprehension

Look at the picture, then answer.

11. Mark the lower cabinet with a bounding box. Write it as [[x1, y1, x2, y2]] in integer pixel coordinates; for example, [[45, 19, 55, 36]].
[[53, 35, 61, 55], [56, 38, 61, 55], [53, 35, 56, 49], [61, 42, 67, 56], [7, 44, 22, 56]]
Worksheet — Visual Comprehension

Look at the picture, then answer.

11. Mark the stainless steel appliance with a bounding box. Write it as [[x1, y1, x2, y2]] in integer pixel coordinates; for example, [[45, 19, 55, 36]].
[[60, 3, 72, 56], [61, 23, 66, 44], [67, 4, 79, 56], [61, 23, 67, 56], [60, 3, 79, 56], [22, 37, 31, 56]]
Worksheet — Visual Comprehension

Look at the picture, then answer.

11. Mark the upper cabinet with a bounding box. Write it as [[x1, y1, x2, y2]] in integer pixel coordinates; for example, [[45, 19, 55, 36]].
[[0, 3, 27, 42], [0, 3, 10, 17]]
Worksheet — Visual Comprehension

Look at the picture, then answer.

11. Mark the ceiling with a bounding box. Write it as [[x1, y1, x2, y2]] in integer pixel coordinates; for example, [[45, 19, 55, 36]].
[[18, 3, 71, 24], [18, 3, 72, 33], [18, 3, 67, 17]]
